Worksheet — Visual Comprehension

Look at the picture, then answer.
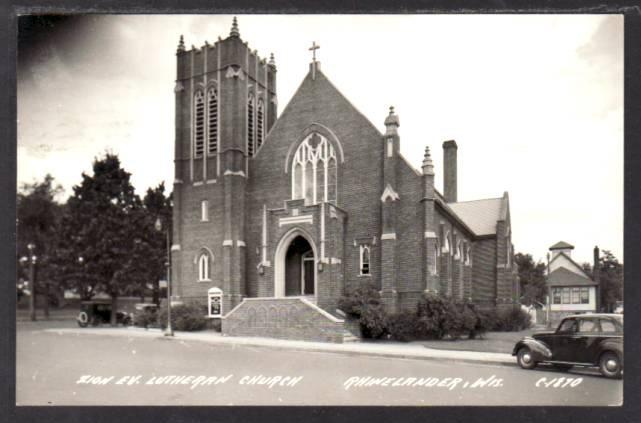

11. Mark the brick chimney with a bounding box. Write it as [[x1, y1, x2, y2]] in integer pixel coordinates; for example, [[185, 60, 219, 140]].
[[443, 140, 458, 203]]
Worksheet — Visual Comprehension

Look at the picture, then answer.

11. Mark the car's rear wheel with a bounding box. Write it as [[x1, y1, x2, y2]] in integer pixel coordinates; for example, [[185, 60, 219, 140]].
[[517, 347, 537, 370], [599, 352, 622, 379]]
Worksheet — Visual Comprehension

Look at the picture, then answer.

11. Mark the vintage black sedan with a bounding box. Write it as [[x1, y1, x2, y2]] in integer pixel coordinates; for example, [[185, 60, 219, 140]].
[[512, 314, 623, 378], [77, 300, 132, 327]]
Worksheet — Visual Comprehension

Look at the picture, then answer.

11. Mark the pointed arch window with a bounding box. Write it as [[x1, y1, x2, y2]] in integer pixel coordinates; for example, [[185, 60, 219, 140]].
[[194, 91, 205, 158], [247, 94, 255, 157], [291, 133, 338, 204], [359, 244, 370, 276], [197, 250, 212, 282], [256, 98, 265, 150], [207, 87, 218, 155]]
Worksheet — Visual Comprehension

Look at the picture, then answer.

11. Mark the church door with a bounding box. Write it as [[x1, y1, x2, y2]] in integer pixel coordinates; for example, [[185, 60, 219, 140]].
[[284, 236, 315, 296]]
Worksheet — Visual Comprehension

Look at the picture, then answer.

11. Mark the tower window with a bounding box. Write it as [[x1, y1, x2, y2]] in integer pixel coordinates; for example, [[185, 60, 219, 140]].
[[291, 132, 338, 205], [198, 250, 212, 281], [201, 200, 209, 222], [359, 244, 370, 276], [256, 99, 265, 150], [247, 94, 255, 157], [207, 88, 218, 155], [194, 91, 205, 158]]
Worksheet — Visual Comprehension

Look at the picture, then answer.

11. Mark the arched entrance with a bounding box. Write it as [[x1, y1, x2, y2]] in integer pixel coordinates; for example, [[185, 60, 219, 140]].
[[274, 229, 317, 299]]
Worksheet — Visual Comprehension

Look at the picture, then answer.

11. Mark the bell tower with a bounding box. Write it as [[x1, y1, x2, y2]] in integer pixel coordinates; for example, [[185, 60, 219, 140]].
[[172, 17, 278, 312]]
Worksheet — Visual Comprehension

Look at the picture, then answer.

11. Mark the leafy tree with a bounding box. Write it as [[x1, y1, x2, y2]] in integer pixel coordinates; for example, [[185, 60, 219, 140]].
[[16, 174, 64, 304], [514, 253, 547, 306], [596, 250, 623, 312], [127, 183, 172, 305], [52, 153, 140, 324]]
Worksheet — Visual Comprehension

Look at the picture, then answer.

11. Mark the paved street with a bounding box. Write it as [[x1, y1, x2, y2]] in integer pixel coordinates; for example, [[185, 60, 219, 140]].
[[16, 321, 622, 406]]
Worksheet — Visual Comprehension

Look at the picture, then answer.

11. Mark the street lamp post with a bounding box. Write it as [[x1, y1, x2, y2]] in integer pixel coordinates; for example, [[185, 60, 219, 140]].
[[24, 243, 37, 321], [155, 218, 173, 337]]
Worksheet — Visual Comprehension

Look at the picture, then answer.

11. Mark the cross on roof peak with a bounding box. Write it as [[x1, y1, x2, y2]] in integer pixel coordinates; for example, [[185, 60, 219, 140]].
[[309, 41, 320, 62]]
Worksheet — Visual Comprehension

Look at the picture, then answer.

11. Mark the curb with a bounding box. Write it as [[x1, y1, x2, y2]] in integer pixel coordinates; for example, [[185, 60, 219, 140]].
[[41, 327, 516, 367]]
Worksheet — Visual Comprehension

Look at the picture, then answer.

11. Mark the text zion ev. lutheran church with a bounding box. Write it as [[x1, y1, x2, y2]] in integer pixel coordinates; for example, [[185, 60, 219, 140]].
[[169, 18, 519, 342]]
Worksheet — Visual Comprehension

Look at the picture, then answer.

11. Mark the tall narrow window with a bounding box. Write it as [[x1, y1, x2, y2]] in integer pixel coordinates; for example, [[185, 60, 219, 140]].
[[201, 200, 209, 222], [198, 252, 211, 281], [247, 94, 255, 157], [256, 99, 265, 150], [207, 88, 218, 155], [194, 91, 205, 158], [291, 132, 338, 204], [360, 245, 370, 275]]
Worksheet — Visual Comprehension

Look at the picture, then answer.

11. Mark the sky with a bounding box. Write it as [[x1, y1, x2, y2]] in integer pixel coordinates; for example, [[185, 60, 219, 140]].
[[17, 14, 623, 265]]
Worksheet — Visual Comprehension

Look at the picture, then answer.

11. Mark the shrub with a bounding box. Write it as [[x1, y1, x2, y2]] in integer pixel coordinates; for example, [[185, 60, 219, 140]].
[[387, 310, 421, 342], [158, 303, 208, 332], [133, 309, 158, 329], [338, 283, 388, 339], [416, 294, 449, 339], [470, 308, 496, 339], [494, 307, 532, 332]]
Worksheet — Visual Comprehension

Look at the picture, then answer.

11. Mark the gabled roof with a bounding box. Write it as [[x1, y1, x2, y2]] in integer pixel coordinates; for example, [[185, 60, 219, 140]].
[[549, 241, 575, 250], [447, 197, 504, 236], [548, 267, 598, 287], [548, 250, 593, 279]]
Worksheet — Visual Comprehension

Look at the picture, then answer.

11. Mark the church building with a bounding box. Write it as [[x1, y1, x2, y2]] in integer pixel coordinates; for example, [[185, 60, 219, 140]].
[[170, 19, 520, 342]]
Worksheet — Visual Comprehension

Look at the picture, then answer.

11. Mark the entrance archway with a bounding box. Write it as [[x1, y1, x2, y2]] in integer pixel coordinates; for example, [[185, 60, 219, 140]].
[[274, 229, 317, 299]]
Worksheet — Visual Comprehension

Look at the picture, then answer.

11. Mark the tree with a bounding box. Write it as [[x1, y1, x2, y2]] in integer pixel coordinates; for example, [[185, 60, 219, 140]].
[[597, 250, 623, 312], [514, 253, 547, 306], [52, 154, 140, 324], [127, 183, 172, 305], [16, 174, 64, 306]]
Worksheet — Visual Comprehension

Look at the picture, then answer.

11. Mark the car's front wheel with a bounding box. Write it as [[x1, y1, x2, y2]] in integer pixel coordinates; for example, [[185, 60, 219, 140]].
[[77, 311, 89, 328], [517, 347, 537, 370], [599, 352, 622, 379]]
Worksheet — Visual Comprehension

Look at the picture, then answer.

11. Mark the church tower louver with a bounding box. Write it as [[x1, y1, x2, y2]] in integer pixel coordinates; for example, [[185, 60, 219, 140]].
[[172, 18, 278, 313], [171, 18, 519, 342]]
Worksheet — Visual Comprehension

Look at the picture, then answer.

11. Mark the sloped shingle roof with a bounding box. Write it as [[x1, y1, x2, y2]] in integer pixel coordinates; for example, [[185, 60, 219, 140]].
[[447, 198, 504, 236], [548, 267, 598, 287], [549, 241, 575, 250]]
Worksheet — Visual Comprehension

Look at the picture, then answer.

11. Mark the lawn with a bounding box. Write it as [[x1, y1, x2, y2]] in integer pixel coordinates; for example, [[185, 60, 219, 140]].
[[415, 327, 542, 354]]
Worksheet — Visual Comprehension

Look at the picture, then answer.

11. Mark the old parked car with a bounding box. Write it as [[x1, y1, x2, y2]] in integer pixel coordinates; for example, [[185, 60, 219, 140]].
[[512, 314, 623, 378], [77, 300, 132, 327]]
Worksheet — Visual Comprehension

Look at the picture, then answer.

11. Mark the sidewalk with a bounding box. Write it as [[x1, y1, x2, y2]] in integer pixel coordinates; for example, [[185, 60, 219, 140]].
[[41, 326, 516, 367]]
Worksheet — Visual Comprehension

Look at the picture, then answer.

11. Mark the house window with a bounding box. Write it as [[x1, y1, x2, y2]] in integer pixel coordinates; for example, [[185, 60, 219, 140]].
[[506, 242, 512, 267], [465, 245, 472, 266], [201, 200, 209, 222], [387, 138, 393, 157], [194, 91, 205, 158], [562, 288, 571, 304], [256, 99, 265, 150], [291, 132, 338, 204], [247, 94, 255, 157], [207, 287, 223, 317], [198, 251, 211, 281], [571, 287, 580, 304], [359, 245, 370, 276], [552, 288, 561, 304], [207, 88, 218, 155], [580, 287, 589, 304]]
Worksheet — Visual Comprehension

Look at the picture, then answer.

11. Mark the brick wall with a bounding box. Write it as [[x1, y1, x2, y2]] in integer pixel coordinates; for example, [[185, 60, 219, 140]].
[[222, 297, 345, 343]]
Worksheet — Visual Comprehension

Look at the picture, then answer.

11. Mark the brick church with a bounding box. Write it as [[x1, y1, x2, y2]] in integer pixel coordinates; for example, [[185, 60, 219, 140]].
[[170, 19, 519, 342]]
